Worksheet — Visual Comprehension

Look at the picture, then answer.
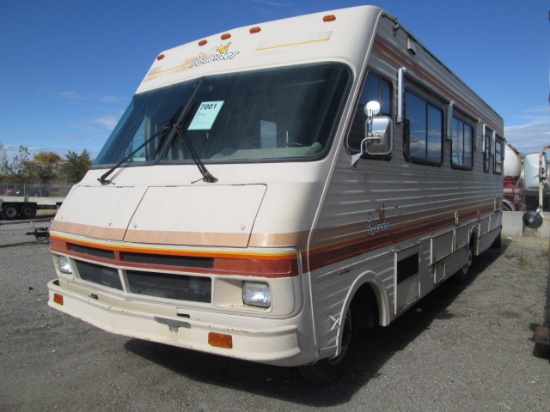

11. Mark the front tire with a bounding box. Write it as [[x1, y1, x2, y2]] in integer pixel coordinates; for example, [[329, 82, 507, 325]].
[[300, 303, 357, 385]]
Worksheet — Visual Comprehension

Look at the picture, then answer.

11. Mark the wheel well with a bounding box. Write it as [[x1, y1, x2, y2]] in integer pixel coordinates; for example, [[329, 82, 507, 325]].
[[351, 283, 380, 330]]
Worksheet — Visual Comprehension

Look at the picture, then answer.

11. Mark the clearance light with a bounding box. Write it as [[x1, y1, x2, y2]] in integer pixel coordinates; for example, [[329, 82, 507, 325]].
[[208, 332, 233, 348], [249, 26, 261, 34], [53, 293, 64, 305], [156, 53, 165, 61], [221, 33, 231, 40], [198, 39, 208, 46], [323, 15, 336, 22], [242, 281, 271, 308]]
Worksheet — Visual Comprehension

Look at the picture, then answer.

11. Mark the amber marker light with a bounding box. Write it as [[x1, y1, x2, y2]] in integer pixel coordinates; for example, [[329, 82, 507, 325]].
[[221, 33, 231, 40], [198, 39, 208, 46], [53, 293, 64, 305], [156, 53, 165, 61], [249, 26, 261, 34], [208, 332, 233, 348], [323, 15, 336, 22]]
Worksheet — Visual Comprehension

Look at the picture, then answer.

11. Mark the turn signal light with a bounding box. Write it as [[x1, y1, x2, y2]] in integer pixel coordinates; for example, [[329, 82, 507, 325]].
[[208, 332, 233, 348], [53, 293, 64, 305]]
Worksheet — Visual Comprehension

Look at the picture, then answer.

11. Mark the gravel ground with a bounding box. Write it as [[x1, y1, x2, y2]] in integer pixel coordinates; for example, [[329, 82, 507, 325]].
[[1, 221, 549, 411]]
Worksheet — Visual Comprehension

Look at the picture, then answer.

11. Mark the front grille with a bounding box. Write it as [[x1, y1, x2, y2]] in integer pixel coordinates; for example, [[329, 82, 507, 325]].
[[69, 243, 115, 260], [121, 252, 214, 269], [76, 261, 123, 290], [127, 270, 211, 303], [72, 255, 212, 303]]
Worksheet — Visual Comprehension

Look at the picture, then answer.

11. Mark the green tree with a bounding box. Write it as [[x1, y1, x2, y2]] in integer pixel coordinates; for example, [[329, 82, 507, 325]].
[[27, 151, 62, 183], [60, 149, 92, 182]]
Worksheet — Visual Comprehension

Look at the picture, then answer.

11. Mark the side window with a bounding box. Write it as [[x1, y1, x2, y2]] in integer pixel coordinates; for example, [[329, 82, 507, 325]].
[[348, 71, 392, 152], [451, 116, 473, 170], [483, 128, 492, 173], [364, 73, 392, 116], [404, 91, 443, 165], [494, 135, 504, 174]]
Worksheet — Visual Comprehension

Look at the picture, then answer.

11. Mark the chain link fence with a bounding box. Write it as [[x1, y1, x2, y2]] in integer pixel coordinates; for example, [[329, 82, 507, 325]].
[[0, 180, 74, 199], [525, 192, 550, 211]]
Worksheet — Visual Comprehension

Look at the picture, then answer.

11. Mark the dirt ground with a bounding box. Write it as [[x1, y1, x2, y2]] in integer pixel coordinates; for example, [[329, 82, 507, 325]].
[[1, 223, 549, 411]]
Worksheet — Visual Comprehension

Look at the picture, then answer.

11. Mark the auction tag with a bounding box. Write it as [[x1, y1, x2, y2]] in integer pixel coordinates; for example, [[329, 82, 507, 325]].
[[188, 101, 224, 130]]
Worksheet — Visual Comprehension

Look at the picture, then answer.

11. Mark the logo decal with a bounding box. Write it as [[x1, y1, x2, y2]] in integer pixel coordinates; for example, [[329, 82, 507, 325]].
[[189, 42, 240, 68], [365, 205, 391, 236], [366, 219, 391, 236]]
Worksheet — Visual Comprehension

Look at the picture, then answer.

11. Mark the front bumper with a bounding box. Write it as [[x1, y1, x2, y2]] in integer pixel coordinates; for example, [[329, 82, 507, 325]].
[[48, 279, 307, 366]]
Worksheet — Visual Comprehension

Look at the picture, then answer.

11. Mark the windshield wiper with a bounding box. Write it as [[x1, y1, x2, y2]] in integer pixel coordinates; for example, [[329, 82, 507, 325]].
[[97, 123, 171, 185], [97, 102, 192, 185], [172, 123, 217, 183], [98, 77, 216, 184]]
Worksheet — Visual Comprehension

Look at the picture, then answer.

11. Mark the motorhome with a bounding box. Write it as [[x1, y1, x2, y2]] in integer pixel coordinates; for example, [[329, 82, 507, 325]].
[[48, 5, 504, 384]]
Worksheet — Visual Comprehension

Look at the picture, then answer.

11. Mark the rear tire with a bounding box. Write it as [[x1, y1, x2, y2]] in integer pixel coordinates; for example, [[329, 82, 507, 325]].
[[1, 205, 19, 220], [456, 239, 474, 283], [20, 204, 37, 219], [300, 303, 357, 385], [490, 233, 501, 249]]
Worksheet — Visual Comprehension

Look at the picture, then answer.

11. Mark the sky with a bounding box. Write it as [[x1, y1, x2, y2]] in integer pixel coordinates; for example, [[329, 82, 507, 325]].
[[0, 0, 548, 161]]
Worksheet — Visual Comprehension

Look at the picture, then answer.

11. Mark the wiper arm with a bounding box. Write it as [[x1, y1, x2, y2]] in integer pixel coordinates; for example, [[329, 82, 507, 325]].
[[97, 125, 170, 185], [97, 102, 192, 185], [98, 78, 216, 185], [172, 124, 217, 183]]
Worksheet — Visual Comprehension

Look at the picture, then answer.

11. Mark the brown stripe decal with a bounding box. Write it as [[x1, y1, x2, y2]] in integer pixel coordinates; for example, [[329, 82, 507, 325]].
[[51, 200, 498, 277], [305, 202, 497, 272]]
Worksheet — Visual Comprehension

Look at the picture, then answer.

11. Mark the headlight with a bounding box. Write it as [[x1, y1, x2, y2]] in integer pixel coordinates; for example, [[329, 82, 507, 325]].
[[242, 281, 271, 308], [57, 256, 73, 274]]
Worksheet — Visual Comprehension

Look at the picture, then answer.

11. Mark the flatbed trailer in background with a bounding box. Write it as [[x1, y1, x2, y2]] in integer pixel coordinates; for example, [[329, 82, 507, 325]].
[[0, 199, 59, 220]]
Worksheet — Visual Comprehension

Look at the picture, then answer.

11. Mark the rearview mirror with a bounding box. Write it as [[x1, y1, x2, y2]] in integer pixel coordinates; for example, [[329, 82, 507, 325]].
[[364, 117, 392, 156], [350, 100, 393, 167]]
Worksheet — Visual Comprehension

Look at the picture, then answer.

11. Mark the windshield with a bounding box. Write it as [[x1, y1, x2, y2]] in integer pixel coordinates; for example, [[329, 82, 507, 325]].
[[94, 63, 351, 167]]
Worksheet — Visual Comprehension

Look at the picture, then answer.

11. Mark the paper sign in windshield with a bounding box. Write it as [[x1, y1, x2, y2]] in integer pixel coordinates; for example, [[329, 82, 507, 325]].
[[188, 101, 224, 130]]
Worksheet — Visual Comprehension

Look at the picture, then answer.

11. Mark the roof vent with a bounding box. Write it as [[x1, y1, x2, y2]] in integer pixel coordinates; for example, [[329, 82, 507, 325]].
[[407, 38, 417, 55]]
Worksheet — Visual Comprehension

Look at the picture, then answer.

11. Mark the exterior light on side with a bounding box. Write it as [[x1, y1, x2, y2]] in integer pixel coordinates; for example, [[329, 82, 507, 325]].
[[208, 332, 232, 348], [53, 293, 64, 305]]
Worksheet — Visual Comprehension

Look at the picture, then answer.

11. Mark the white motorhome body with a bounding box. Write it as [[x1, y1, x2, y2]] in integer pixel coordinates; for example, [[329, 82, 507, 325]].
[[48, 6, 504, 382]]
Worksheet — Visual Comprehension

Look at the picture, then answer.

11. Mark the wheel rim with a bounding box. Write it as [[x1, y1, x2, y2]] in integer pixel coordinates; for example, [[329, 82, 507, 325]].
[[462, 246, 473, 275], [21, 206, 32, 218], [4, 206, 18, 219]]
